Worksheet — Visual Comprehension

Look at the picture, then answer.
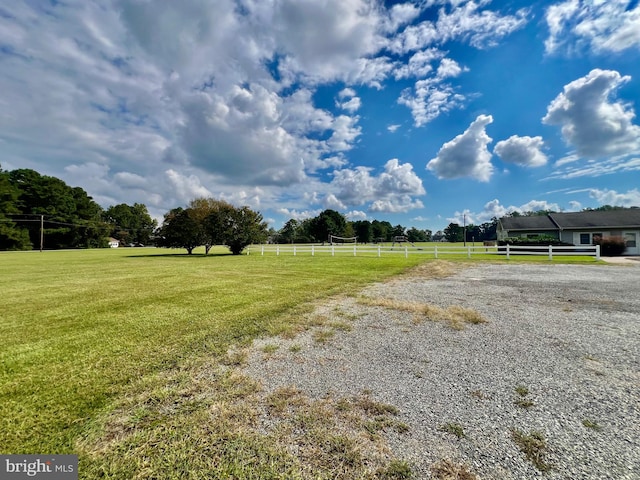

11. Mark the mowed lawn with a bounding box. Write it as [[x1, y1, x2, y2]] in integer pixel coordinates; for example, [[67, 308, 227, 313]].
[[0, 247, 428, 456]]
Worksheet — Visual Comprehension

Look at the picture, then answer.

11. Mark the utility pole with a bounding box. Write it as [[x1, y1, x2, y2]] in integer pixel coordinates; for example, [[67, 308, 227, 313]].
[[40, 214, 44, 252], [463, 213, 467, 247]]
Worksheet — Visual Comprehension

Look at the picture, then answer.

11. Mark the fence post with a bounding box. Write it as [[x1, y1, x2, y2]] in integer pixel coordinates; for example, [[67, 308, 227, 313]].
[[312, 245, 315, 256], [506, 244, 510, 260], [434, 245, 438, 259], [378, 245, 381, 257], [467, 246, 471, 258], [353, 245, 357, 256], [294, 246, 297, 256], [595, 244, 600, 260], [548, 244, 553, 261], [405, 246, 408, 258], [332, 245, 335, 257], [277, 246, 280, 256], [261, 245, 264, 256]]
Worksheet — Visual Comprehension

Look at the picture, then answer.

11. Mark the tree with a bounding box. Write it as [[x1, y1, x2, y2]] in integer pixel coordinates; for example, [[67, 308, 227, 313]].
[[155, 208, 204, 254], [406, 227, 431, 243], [190, 197, 234, 254], [371, 220, 392, 242], [6, 168, 107, 249], [392, 224, 406, 238], [277, 219, 300, 244], [352, 220, 372, 244], [479, 219, 497, 241], [104, 203, 156, 246], [0, 166, 31, 250], [443, 223, 463, 242], [220, 206, 268, 255], [309, 209, 346, 243]]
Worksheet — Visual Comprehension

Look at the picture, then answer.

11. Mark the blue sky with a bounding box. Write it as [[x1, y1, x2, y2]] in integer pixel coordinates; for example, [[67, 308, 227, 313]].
[[1, 0, 640, 232]]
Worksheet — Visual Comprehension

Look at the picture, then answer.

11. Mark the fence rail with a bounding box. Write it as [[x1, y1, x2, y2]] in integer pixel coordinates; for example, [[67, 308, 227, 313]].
[[249, 244, 601, 260]]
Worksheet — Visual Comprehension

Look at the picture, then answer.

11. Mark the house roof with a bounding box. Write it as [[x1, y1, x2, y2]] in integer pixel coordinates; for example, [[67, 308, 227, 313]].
[[500, 209, 640, 231], [499, 215, 558, 231], [549, 210, 640, 229]]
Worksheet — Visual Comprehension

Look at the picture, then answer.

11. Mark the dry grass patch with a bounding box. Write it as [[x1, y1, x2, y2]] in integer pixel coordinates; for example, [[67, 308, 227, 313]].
[[402, 260, 461, 280], [357, 297, 487, 330], [430, 458, 478, 480], [78, 354, 413, 479]]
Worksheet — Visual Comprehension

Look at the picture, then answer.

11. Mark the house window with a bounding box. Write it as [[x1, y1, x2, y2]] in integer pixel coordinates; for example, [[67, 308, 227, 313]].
[[579, 233, 602, 245]]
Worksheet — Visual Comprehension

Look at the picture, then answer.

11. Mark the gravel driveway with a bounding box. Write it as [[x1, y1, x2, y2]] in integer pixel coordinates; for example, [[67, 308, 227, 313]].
[[244, 262, 640, 479]]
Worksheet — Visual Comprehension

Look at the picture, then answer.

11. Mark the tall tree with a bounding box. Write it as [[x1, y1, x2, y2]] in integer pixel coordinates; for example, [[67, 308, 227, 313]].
[[443, 223, 463, 242], [0, 166, 31, 250], [351, 220, 372, 244], [406, 227, 431, 243], [104, 203, 157, 245], [221, 206, 269, 255], [309, 209, 346, 243], [200, 199, 235, 253], [278, 219, 300, 244], [392, 224, 406, 238], [155, 208, 204, 254], [371, 220, 392, 242]]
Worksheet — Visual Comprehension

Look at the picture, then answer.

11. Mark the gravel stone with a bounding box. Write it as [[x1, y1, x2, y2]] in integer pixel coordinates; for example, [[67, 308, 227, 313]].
[[243, 263, 640, 479]]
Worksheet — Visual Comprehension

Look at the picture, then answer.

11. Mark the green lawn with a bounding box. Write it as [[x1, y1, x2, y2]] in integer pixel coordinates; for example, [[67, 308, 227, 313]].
[[0, 247, 601, 478], [0, 248, 425, 452]]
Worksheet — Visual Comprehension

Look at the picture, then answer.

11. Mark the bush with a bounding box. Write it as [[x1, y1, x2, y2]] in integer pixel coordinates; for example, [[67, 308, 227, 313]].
[[499, 236, 572, 247], [593, 236, 626, 256]]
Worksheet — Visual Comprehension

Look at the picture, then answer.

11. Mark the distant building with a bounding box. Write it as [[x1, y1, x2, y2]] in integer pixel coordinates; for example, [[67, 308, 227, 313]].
[[497, 209, 640, 255], [108, 237, 120, 248]]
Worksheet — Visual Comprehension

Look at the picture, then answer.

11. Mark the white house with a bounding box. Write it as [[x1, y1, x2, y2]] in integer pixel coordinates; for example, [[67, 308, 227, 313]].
[[497, 209, 640, 255], [108, 237, 120, 248]]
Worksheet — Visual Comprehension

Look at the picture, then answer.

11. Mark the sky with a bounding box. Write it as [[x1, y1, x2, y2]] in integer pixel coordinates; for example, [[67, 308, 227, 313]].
[[1, 0, 640, 232]]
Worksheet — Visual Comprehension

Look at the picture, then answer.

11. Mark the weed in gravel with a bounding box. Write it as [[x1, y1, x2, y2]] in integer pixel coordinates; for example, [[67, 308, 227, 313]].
[[333, 307, 361, 322], [430, 458, 478, 480], [312, 329, 335, 343], [378, 459, 413, 479], [470, 389, 486, 400], [329, 320, 352, 332], [515, 398, 535, 408], [511, 429, 552, 472], [514, 385, 535, 408], [262, 344, 279, 354], [582, 419, 602, 431], [289, 344, 302, 353], [439, 422, 466, 439]]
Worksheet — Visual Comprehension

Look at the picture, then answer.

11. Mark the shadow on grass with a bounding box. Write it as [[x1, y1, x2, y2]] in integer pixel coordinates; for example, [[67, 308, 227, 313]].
[[125, 252, 239, 258]]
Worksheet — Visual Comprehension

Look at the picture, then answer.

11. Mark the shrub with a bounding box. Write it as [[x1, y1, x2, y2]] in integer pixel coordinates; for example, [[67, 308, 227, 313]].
[[499, 236, 572, 247], [593, 236, 626, 256]]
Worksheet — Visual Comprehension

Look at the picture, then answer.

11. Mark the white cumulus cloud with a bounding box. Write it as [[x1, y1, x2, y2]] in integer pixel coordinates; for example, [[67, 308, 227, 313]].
[[330, 158, 425, 212], [494, 135, 548, 167], [427, 114, 494, 181], [589, 188, 640, 207], [543, 69, 640, 159]]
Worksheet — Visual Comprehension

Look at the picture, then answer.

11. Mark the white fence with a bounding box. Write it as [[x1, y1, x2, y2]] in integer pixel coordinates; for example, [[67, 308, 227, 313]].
[[249, 244, 601, 260]]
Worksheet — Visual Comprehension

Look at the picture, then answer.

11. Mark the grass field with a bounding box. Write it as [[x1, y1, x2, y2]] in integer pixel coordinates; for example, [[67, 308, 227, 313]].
[[0, 246, 602, 478]]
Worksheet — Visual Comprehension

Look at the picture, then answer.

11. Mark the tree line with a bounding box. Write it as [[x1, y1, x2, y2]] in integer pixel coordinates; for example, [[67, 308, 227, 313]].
[[0, 166, 156, 250], [272, 209, 433, 244]]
